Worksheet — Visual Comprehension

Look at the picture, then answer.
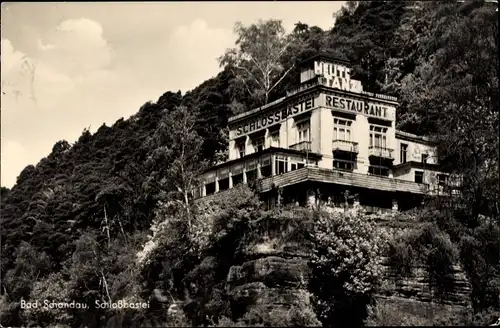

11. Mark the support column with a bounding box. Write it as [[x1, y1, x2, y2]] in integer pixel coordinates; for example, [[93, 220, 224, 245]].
[[307, 188, 316, 209], [229, 172, 233, 189], [257, 162, 262, 179], [354, 198, 360, 208], [243, 168, 247, 184], [392, 198, 399, 212], [271, 155, 276, 176], [352, 194, 360, 215], [215, 178, 219, 193], [277, 187, 282, 208], [202, 184, 206, 197]]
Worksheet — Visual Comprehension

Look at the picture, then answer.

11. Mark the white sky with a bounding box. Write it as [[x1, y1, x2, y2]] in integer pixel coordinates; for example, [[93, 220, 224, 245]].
[[1, 1, 345, 188]]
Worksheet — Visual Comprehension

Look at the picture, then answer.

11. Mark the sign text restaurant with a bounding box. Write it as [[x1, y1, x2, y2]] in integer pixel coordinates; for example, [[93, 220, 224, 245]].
[[234, 93, 392, 137]]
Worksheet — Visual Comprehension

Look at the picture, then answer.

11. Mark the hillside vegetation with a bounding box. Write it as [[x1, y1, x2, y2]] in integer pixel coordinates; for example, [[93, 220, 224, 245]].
[[1, 1, 498, 327]]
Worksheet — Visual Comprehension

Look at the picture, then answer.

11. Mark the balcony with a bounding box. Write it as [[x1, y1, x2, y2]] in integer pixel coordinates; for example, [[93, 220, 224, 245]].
[[258, 167, 428, 195], [368, 146, 394, 159], [290, 141, 312, 152], [194, 166, 430, 202], [332, 140, 359, 154]]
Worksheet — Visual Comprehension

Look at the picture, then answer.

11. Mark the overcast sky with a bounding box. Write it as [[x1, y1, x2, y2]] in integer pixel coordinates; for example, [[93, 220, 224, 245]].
[[1, 1, 345, 188]]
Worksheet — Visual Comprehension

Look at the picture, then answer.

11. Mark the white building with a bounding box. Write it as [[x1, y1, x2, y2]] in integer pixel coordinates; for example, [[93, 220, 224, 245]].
[[196, 55, 457, 212]]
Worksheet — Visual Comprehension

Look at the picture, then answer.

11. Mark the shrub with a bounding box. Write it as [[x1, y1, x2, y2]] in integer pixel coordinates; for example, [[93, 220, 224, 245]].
[[24, 272, 73, 327], [365, 300, 431, 326], [386, 223, 459, 301], [308, 210, 388, 327]]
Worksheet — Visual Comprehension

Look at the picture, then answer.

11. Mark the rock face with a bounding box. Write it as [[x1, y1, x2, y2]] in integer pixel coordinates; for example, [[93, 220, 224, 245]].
[[375, 212, 473, 319], [224, 209, 472, 323], [226, 216, 319, 324], [381, 263, 472, 307]]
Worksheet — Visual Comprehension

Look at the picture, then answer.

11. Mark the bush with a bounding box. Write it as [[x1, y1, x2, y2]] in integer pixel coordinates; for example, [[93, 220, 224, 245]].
[[24, 272, 73, 327], [365, 300, 431, 326], [386, 223, 459, 301], [308, 211, 388, 327], [387, 240, 416, 278], [229, 303, 321, 327]]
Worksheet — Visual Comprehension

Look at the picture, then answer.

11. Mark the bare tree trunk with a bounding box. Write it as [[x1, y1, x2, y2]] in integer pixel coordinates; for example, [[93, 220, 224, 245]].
[[184, 191, 191, 227], [100, 270, 112, 304], [104, 205, 111, 248], [103, 205, 111, 249], [116, 215, 127, 244]]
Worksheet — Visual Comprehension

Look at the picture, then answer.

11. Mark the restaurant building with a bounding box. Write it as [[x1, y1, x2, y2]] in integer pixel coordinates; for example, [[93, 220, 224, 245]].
[[195, 55, 457, 212]]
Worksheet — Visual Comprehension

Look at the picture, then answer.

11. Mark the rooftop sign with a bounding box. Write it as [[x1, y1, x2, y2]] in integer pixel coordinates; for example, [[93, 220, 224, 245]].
[[324, 94, 391, 119], [314, 61, 363, 93], [234, 96, 316, 137], [231, 92, 395, 138]]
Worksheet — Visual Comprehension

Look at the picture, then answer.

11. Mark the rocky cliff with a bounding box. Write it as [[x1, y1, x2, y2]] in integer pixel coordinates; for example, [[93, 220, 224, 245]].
[[226, 214, 320, 325], [197, 194, 472, 324]]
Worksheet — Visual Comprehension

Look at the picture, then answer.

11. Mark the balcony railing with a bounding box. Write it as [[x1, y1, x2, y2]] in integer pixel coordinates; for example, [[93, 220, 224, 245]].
[[332, 140, 359, 153], [290, 141, 312, 152], [258, 167, 429, 195], [368, 146, 394, 159]]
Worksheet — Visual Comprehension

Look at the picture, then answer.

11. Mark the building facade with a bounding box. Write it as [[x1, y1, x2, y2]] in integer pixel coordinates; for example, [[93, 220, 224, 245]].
[[196, 55, 457, 212]]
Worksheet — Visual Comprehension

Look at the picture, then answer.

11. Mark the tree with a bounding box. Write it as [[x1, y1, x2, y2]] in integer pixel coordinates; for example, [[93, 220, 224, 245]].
[[326, 1, 408, 92], [3, 242, 51, 300], [1, 186, 10, 200], [399, 2, 499, 220], [145, 106, 208, 225], [333, 1, 359, 19], [218, 19, 297, 105], [25, 272, 73, 327], [308, 211, 387, 327]]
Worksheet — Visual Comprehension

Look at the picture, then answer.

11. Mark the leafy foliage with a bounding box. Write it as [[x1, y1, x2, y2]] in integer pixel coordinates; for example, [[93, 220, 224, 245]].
[[388, 222, 459, 300], [218, 19, 298, 105], [365, 299, 432, 326], [308, 211, 387, 327]]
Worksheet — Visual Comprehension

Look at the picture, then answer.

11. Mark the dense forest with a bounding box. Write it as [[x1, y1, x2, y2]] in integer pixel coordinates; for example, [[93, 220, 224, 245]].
[[1, 1, 498, 327]]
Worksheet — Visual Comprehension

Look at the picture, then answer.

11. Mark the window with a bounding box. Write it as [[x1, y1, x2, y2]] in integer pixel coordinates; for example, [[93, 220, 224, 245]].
[[246, 159, 258, 185], [333, 159, 355, 171], [333, 118, 352, 141], [400, 143, 408, 163], [415, 171, 424, 184], [369, 125, 388, 148], [237, 142, 245, 158], [275, 155, 288, 175], [205, 172, 217, 195], [246, 159, 257, 171], [270, 131, 280, 147], [253, 137, 265, 153], [297, 121, 310, 143], [421, 153, 429, 164], [438, 174, 447, 186], [231, 163, 244, 186], [291, 163, 297, 171], [218, 178, 229, 191], [260, 154, 272, 177], [246, 170, 258, 184], [218, 168, 230, 191], [205, 182, 216, 195], [368, 165, 389, 177]]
